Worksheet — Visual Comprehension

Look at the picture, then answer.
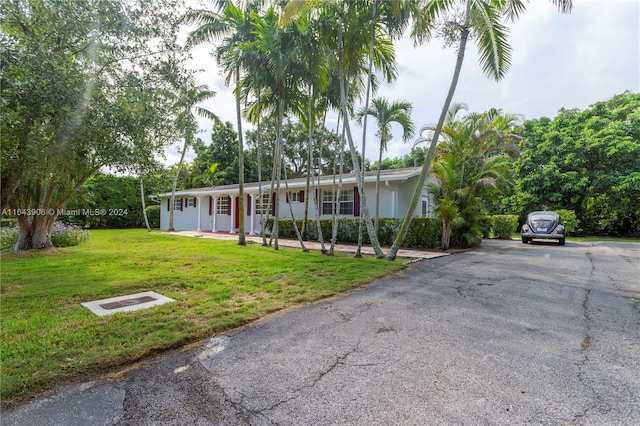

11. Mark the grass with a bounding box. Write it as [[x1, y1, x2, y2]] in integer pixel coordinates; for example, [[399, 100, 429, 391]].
[[0, 229, 405, 405]]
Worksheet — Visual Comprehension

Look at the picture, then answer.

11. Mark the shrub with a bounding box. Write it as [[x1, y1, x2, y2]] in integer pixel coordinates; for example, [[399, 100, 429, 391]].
[[0, 226, 20, 250], [145, 205, 161, 228], [491, 215, 519, 239], [1, 218, 17, 228], [266, 217, 444, 250], [1, 222, 90, 250], [556, 209, 579, 234], [50, 222, 90, 247]]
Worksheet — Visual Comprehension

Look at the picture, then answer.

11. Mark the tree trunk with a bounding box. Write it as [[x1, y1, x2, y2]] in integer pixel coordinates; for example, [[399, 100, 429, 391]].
[[337, 11, 385, 258], [140, 177, 151, 231], [168, 135, 189, 232], [374, 134, 384, 234], [386, 1, 472, 260], [282, 156, 308, 252], [356, 0, 378, 257], [441, 218, 452, 251], [14, 214, 55, 251], [272, 96, 285, 250], [329, 121, 346, 255], [235, 66, 246, 246], [301, 84, 314, 240]]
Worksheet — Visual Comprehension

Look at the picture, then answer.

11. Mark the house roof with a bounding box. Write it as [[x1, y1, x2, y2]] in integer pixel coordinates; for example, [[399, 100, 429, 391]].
[[157, 167, 424, 198]]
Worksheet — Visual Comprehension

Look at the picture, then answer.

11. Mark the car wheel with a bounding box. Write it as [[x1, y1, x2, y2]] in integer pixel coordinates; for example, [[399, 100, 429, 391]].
[[559, 238, 565, 246], [521, 236, 529, 244]]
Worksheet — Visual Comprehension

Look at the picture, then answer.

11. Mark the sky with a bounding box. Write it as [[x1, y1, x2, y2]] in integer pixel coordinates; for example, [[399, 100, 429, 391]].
[[168, 0, 640, 165]]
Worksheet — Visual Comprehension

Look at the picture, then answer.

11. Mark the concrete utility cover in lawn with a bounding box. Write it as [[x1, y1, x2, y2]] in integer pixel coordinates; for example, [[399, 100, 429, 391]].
[[81, 291, 175, 316]]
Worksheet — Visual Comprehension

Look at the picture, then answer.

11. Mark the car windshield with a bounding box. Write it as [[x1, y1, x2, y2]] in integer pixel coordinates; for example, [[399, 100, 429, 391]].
[[530, 214, 556, 221]]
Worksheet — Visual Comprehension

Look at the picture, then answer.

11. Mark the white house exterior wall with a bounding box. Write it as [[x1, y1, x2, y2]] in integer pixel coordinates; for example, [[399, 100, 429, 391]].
[[157, 168, 437, 233]]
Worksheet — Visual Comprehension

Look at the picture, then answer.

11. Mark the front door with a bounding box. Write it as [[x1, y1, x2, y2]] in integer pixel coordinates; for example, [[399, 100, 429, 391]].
[[234, 196, 240, 229]]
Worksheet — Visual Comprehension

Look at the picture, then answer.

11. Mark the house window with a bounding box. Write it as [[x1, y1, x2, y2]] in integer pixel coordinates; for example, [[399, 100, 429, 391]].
[[421, 196, 433, 217], [216, 196, 228, 214], [339, 189, 354, 215], [255, 193, 270, 215], [290, 192, 299, 202], [322, 189, 354, 215], [173, 199, 181, 210], [322, 190, 334, 215], [187, 198, 195, 208]]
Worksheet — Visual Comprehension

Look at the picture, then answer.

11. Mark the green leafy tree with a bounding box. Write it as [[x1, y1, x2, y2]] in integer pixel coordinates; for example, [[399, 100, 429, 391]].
[[193, 121, 240, 185], [1, 0, 189, 250], [510, 91, 640, 235]]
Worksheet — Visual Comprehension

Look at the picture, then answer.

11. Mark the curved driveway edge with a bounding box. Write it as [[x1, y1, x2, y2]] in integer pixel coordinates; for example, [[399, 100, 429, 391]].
[[4, 240, 639, 425]]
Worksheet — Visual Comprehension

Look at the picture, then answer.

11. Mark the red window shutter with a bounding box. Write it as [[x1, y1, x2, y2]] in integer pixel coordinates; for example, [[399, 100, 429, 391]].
[[209, 197, 213, 215], [194, 197, 197, 208], [246, 194, 251, 215], [271, 192, 276, 216], [353, 186, 360, 217], [299, 191, 304, 203], [180, 198, 183, 211], [285, 192, 289, 203], [167, 199, 170, 211], [227, 196, 231, 215]]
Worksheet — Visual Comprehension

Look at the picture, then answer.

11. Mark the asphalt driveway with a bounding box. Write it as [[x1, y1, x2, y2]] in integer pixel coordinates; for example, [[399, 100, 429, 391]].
[[5, 239, 639, 425]]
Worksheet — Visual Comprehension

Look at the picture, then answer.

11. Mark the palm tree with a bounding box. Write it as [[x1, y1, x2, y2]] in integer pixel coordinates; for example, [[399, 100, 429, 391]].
[[357, 97, 415, 233], [386, 0, 573, 260], [184, 1, 261, 245], [167, 79, 218, 232], [242, 6, 310, 250], [427, 104, 522, 249]]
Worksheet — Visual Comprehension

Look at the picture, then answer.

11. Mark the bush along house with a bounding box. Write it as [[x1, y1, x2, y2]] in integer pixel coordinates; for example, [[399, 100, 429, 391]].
[[157, 167, 436, 234]]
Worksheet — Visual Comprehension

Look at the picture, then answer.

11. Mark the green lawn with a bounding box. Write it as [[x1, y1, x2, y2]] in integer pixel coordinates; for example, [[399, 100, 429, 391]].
[[0, 229, 404, 404]]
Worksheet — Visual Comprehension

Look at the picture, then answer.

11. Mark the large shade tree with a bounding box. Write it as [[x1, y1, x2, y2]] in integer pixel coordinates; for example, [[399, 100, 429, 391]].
[[1, 0, 189, 250]]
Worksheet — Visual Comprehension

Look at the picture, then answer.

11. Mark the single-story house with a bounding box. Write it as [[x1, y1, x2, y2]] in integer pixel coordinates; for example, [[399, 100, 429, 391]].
[[157, 166, 436, 234]]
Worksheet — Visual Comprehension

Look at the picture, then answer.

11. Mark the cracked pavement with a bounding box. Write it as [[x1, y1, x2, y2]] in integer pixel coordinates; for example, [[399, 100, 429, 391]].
[[4, 239, 639, 425]]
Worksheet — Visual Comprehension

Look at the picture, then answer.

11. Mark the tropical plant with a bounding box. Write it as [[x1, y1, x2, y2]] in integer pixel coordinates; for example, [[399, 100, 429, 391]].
[[357, 97, 415, 232], [387, 0, 573, 260], [167, 78, 218, 232], [184, 1, 263, 245], [427, 105, 522, 249]]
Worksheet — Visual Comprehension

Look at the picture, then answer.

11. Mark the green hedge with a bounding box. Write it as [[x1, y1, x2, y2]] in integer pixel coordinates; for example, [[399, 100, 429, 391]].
[[265, 217, 448, 250], [145, 205, 160, 228], [491, 215, 519, 239], [556, 209, 578, 234]]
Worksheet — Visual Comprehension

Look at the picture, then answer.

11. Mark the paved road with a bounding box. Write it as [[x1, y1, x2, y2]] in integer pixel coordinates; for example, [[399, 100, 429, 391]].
[[4, 240, 639, 425]]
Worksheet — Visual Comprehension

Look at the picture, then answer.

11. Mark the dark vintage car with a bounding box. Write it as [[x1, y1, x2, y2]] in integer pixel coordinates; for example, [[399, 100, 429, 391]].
[[521, 211, 566, 245]]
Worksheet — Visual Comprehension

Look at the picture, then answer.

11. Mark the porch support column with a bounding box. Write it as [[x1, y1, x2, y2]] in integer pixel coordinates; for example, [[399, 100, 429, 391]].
[[385, 181, 397, 218], [212, 196, 218, 232], [249, 193, 256, 235], [196, 196, 203, 232], [229, 195, 236, 234]]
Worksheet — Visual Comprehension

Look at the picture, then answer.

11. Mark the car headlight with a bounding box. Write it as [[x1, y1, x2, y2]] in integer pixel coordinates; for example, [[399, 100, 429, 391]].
[[522, 224, 530, 233], [555, 225, 565, 234]]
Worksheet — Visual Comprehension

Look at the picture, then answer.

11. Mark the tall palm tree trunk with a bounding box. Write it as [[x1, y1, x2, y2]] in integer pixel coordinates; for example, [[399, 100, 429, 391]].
[[235, 66, 246, 245], [301, 84, 314, 239], [140, 177, 151, 231], [272, 95, 285, 250], [356, 0, 378, 257], [282, 156, 308, 251], [168, 135, 189, 232], [374, 135, 384, 233], [337, 10, 385, 258], [386, 0, 472, 260]]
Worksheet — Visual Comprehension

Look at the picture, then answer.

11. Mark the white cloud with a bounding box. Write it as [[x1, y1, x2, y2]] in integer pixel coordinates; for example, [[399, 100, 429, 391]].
[[174, 0, 639, 166]]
